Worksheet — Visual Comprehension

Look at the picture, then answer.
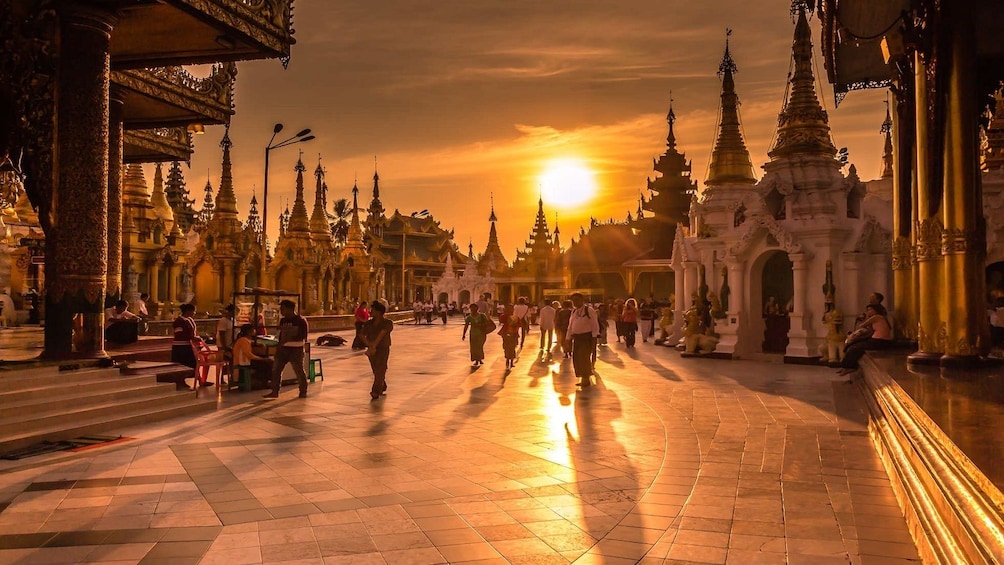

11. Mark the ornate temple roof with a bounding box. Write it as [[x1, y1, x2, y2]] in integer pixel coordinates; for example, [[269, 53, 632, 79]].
[[286, 154, 311, 235], [768, 5, 838, 160], [150, 162, 178, 236], [165, 161, 197, 233], [564, 222, 647, 271], [212, 128, 240, 219], [309, 159, 332, 244], [706, 32, 757, 187], [479, 194, 508, 271], [637, 98, 698, 259]]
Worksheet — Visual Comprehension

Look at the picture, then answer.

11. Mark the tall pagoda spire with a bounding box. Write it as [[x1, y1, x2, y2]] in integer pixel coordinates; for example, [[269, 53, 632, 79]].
[[150, 162, 177, 235], [197, 178, 214, 226], [526, 197, 552, 255], [346, 181, 364, 246], [706, 30, 757, 186], [245, 192, 262, 242], [367, 157, 385, 219], [768, 5, 837, 160], [287, 152, 311, 234], [666, 94, 677, 150], [480, 192, 508, 268], [880, 100, 894, 178], [552, 213, 561, 251], [165, 161, 196, 232], [309, 157, 331, 242], [213, 127, 240, 218]]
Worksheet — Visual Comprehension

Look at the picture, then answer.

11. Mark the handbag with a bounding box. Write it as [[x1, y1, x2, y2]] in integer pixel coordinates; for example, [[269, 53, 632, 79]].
[[481, 315, 497, 333]]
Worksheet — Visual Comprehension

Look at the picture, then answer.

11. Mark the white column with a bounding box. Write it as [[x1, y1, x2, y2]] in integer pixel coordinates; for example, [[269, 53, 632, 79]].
[[717, 259, 745, 355], [786, 253, 813, 357]]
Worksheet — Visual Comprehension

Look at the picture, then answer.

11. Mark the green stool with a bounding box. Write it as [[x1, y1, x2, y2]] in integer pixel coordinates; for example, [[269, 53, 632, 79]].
[[308, 358, 323, 383], [232, 366, 253, 392]]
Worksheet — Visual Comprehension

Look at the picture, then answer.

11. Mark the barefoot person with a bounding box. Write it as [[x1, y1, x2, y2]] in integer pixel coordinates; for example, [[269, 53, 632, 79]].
[[262, 300, 309, 400], [362, 301, 394, 400], [462, 302, 491, 366], [838, 303, 892, 378]]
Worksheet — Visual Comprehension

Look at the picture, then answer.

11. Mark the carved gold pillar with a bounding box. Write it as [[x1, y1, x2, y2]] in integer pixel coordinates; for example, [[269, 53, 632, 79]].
[[167, 263, 179, 307], [106, 89, 123, 307], [43, 5, 117, 358], [940, 15, 987, 363], [149, 263, 160, 304], [891, 92, 916, 340], [910, 50, 946, 362], [223, 262, 234, 306]]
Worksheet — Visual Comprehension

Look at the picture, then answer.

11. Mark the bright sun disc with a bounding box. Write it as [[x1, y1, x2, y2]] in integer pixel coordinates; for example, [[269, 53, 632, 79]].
[[539, 158, 597, 208]]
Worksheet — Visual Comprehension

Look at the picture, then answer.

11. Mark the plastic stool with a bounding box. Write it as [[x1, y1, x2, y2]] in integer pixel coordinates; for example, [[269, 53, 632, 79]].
[[308, 358, 323, 383], [232, 366, 253, 392]]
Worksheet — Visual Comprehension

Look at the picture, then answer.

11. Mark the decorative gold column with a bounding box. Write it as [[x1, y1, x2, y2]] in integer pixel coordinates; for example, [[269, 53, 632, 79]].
[[42, 5, 117, 358], [223, 262, 234, 307], [891, 92, 916, 339], [167, 263, 179, 308], [149, 263, 160, 304], [940, 13, 988, 363], [106, 89, 123, 306], [909, 50, 946, 363]]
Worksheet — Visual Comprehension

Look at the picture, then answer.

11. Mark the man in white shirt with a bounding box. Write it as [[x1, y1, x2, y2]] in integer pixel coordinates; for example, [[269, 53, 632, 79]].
[[565, 293, 600, 388], [537, 300, 556, 356], [216, 304, 235, 359]]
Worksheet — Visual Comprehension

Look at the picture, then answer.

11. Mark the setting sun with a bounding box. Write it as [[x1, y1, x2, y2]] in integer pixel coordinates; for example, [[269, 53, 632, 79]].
[[539, 158, 597, 208]]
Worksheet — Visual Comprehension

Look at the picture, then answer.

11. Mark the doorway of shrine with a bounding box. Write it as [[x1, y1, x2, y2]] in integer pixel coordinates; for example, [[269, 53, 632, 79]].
[[459, 290, 471, 306], [574, 272, 628, 299], [987, 261, 1004, 303], [757, 251, 793, 354]]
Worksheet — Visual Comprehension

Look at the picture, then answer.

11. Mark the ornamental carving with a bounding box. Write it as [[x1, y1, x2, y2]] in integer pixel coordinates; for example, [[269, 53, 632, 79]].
[[112, 63, 236, 124], [177, 0, 294, 60], [917, 320, 947, 353], [941, 227, 985, 256], [124, 128, 194, 163], [853, 216, 892, 253], [891, 237, 913, 270], [914, 217, 944, 261], [726, 214, 803, 258]]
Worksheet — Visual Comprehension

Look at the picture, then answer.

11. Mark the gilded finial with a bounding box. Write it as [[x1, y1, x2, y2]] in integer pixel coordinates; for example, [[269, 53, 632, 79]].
[[489, 192, 497, 223]]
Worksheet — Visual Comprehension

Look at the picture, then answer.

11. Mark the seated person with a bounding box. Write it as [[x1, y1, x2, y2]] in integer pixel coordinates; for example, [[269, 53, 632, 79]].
[[232, 323, 271, 388], [105, 299, 140, 344]]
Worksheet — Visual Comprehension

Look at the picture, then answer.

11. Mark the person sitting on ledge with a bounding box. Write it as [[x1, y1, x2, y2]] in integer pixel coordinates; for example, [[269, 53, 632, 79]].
[[838, 303, 893, 378], [105, 299, 141, 345]]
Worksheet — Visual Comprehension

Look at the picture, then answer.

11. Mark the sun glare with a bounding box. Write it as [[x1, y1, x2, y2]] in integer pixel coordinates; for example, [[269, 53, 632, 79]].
[[539, 158, 597, 208]]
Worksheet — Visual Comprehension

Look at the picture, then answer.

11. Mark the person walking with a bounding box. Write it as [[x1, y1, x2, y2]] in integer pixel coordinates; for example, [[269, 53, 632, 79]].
[[638, 299, 656, 343], [621, 298, 639, 348], [215, 304, 235, 360], [499, 303, 520, 369], [462, 302, 492, 366], [439, 302, 449, 324], [555, 300, 572, 358], [263, 300, 309, 400], [513, 297, 530, 348], [171, 303, 198, 389], [537, 300, 556, 357], [352, 301, 369, 350], [565, 293, 600, 387], [362, 301, 394, 400]]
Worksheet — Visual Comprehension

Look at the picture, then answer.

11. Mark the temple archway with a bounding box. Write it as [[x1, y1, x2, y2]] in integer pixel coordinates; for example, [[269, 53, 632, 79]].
[[193, 261, 218, 312], [987, 261, 1004, 303], [438, 292, 448, 304], [633, 271, 674, 300], [459, 289, 471, 305], [753, 250, 793, 354], [574, 272, 627, 299]]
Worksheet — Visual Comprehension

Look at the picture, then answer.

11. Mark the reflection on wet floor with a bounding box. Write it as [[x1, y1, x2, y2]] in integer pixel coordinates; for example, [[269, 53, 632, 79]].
[[871, 351, 1004, 491]]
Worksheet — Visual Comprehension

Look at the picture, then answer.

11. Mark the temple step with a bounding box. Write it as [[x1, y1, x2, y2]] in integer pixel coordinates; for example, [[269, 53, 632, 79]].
[[0, 365, 214, 455], [858, 355, 1004, 564]]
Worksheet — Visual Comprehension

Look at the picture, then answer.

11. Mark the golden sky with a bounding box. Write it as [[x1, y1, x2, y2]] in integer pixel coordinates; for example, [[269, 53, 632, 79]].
[[180, 0, 888, 257]]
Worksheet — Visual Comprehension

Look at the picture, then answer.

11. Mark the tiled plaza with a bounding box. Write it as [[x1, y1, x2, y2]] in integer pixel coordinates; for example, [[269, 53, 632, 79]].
[[0, 321, 920, 564]]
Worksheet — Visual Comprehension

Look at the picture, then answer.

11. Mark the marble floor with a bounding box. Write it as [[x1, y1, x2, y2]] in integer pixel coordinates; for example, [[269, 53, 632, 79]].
[[0, 320, 921, 564]]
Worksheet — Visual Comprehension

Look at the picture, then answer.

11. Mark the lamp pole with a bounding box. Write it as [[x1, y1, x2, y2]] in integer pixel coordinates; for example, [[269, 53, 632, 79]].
[[260, 123, 315, 288]]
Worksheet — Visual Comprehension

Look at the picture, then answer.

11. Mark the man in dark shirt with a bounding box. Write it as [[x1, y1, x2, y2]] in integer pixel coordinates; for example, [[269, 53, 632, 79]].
[[362, 300, 394, 400], [263, 300, 310, 400], [171, 303, 198, 390]]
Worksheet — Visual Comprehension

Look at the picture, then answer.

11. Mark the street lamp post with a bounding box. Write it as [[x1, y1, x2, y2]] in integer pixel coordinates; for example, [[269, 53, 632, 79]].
[[260, 123, 315, 288]]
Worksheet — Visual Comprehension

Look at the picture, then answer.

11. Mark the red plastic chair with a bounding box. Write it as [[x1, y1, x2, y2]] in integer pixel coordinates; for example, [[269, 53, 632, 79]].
[[191, 338, 230, 396]]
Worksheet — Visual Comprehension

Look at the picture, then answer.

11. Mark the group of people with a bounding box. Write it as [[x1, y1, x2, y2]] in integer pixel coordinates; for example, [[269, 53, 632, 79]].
[[836, 292, 894, 378], [411, 300, 449, 325]]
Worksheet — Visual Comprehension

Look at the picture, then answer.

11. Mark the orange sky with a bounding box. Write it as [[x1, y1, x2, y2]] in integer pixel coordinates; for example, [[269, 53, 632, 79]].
[[176, 0, 888, 257]]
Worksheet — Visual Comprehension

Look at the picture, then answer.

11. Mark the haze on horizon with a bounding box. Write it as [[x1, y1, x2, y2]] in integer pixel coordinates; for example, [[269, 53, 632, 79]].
[[176, 0, 888, 257]]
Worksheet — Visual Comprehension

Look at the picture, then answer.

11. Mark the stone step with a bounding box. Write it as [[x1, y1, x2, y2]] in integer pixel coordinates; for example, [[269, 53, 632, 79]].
[[0, 394, 213, 455], [0, 367, 121, 393], [0, 379, 178, 420], [0, 388, 199, 441]]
